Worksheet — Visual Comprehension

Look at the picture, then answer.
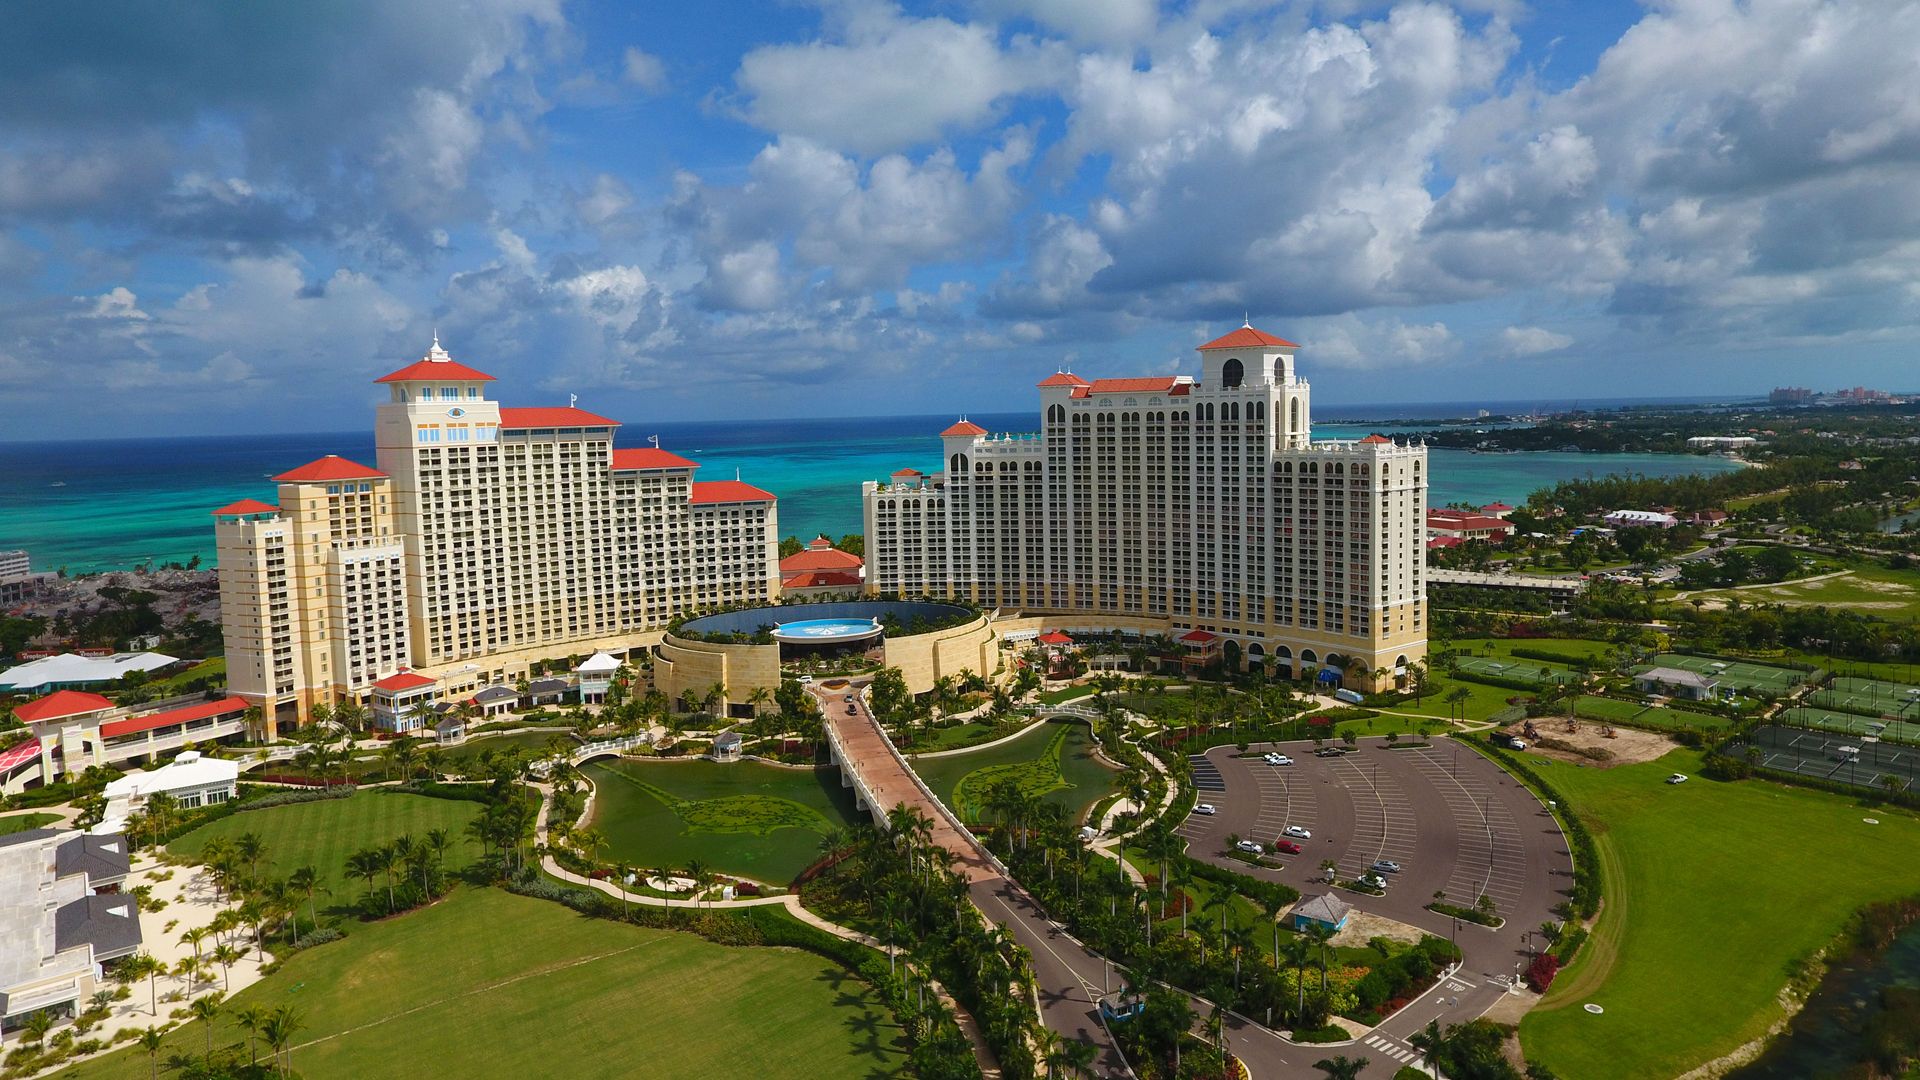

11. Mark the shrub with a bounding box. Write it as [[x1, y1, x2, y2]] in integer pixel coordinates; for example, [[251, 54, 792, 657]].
[[1526, 952, 1560, 992]]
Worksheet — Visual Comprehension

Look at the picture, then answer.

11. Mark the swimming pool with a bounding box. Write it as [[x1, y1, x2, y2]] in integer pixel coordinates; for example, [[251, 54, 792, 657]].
[[770, 618, 884, 643]]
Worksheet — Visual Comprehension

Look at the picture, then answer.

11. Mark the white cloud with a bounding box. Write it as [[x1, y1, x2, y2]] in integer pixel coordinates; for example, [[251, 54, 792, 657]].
[[732, 10, 1060, 155], [87, 287, 150, 320], [976, 0, 1157, 45], [621, 47, 667, 93], [1499, 325, 1573, 356], [1297, 314, 1457, 369]]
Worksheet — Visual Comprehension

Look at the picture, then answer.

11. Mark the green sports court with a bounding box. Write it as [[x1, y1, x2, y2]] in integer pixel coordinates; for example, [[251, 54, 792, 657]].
[[1778, 706, 1920, 746], [1453, 654, 1580, 685], [1810, 675, 1920, 719], [1643, 653, 1808, 694]]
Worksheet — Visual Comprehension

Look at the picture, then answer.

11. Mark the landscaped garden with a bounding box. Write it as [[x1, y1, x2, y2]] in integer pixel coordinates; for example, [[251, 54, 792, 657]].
[[46, 887, 911, 1080], [581, 758, 864, 884], [1520, 747, 1920, 1079], [169, 790, 486, 907], [909, 719, 1118, 825], [0, 810, 60, 835]]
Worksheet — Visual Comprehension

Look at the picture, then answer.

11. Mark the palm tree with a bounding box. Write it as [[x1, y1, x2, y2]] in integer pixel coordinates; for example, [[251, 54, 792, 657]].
[[346, 847, 383, 912], [375, 844, 402, 913], [212, 943, 243, 992], [1409, 1019, 1449, 1078], [287, 864, 325, 936], [263, 1005, 303, 1077], [1281, 935, 1313, 1022], [425, 827, 454, 877], [138, 1026, 166, 1080], [1313, 1055, 1370, 1080], [21, 1009, 54, 1049], [1305, 921, 1337, 996], [188, 992, 224, 1058], [234, 831, 266, 883], [180, 925, 209, 967], [126, 951, 164, 1014], [235, 1005, 270, 1065]]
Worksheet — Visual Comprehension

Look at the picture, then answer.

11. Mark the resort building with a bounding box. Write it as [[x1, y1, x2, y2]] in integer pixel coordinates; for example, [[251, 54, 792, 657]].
[[779, 535, 865, 598], [3, 691, 252, 791], [862, 326, 1429, 689], [0, 652, 179, 695], [1, 828, 137, 1038], [212, 337, 780, 731], [99, 751, 239, 830], [1425, 510, 1517, 544]]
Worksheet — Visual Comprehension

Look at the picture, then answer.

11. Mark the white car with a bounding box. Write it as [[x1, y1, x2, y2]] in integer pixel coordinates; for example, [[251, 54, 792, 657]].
[[1235, 840, 1264, 855], [1267, 754, 1294, 766], [1194, 803, 1218, 816], [1360, 873, 1388, 890], [1283, 825, 1312, 839], [1666, 773, 1689, 785]]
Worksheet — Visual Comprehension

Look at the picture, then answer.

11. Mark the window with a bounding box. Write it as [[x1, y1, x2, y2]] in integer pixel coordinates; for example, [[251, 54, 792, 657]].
[[1221, 357, 1243, 388]]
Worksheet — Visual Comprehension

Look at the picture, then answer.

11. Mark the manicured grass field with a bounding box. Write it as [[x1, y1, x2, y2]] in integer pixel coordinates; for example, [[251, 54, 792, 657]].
[[912, 719, 1004, 752], [169, 792, 485, 911], [909, 719, 1117, 825], [1519, 748, 1920, 1079], [1688, 564, 1920, 619], [1570, 695, 1731, 732], [0, 811, 60, 835], [437, 730, 574, 768], [147, 656, 226, 695], [48, 888, 909, 1080], [583, 758, 863, 884]]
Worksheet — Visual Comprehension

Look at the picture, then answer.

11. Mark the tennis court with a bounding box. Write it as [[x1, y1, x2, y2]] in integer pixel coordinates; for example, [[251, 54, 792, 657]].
[[1780, 706, 1920, 745], [1810, 676, 1920, 719], [1646, 653, 1807, 693], [1455, 655, 1579, 685], [1734, 725, 1920, 794]]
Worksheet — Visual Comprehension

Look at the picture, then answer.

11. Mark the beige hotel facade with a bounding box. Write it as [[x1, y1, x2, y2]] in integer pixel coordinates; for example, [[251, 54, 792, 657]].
[[863, 326, 1429, 689], [213, 338, 780, 731]]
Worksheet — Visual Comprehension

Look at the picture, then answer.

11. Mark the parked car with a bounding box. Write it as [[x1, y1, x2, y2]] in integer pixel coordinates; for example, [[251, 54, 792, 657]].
[[1274, 839, 1302, 855], [1314, 747, 1343, 758], [1666, 773, 1689, 785], [1360, 872, 1388, 890], [1282, 825, 1311, 839], [1235, 840, 1264, 855], [846, 705, 857, 715], [1370, 859, 1402, 874], [1079, 826, 1099, 842], [1268, 754, 1294, 766], [1194, 803, 1218, 816], [843, 694, 855, 703], [798, 675, 813, 684]]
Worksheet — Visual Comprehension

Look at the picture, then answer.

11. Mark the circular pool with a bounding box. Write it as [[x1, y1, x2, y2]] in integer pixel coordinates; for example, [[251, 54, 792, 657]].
[[771, 618, 883, 644]]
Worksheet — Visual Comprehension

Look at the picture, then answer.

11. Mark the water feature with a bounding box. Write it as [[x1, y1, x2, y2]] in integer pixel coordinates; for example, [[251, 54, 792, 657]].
[[1729, 912, 1920, 1078]]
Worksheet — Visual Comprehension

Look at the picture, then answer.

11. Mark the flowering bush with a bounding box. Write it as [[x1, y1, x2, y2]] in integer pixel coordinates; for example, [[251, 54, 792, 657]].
[[1526, 952, 1560, 992]]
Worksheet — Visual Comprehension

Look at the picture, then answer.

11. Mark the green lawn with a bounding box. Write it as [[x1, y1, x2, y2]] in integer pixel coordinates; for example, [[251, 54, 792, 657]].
[[1569, 695, 1731, 732], [169, 792, 486, 911], [147, 656, 226, 695], [583, 759, 863, 884], [909, 719, 1004, 752], [1447, 637, 1617, 662], [909, 719, 1118, 826], [0, 811, 60, 835], [1519, 748, 1920, 1079], [1037, 684, 1096, 705], [1688, 563, 1920, 619], [437, 730, 574, 769], [49, 888, 908, 1080]]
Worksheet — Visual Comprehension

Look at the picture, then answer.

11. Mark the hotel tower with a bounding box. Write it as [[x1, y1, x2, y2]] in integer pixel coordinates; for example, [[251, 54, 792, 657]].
[[862, 326, 1428, 688], [213, 338, 780, 730]]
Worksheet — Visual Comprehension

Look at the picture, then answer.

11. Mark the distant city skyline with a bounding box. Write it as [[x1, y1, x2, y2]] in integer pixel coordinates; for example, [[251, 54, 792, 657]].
[[2, 1, 1917, 440]]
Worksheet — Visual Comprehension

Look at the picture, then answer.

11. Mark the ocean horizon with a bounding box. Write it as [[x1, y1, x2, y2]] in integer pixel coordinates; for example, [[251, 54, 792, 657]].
[[0, 398, 1749, 575]]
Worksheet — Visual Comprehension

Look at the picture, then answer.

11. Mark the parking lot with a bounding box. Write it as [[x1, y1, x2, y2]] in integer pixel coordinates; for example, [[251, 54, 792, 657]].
[[1177, 738, 1567, 934], [1739, 724, 1920, 794]]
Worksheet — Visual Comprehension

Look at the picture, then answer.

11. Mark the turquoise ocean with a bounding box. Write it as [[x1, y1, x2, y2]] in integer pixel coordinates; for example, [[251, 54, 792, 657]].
[[0, 406, 1747, 574]]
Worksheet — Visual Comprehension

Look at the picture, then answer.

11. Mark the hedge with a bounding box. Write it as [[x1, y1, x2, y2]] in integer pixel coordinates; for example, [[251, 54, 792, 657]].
[[1452, 670, 1547, 693], [1509, 647, 1601, 670]]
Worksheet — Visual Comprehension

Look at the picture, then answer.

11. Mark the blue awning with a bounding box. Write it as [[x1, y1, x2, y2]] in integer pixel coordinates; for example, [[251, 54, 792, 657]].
[[1316, 668, 1341, 683]]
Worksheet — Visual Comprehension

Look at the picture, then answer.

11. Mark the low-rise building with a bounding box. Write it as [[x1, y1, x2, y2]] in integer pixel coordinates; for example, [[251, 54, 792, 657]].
[[100, 751, 238, 826], [1425, 510, 1516, 543], [0, 652, 180, 694], [369, 671, 438, 734], [1, 829, 137, 1037], [779, 536, 865, 599], [575, 652, 621, 704], [468, 685, 519, 718], [1634, 666, 1718, 701], [1686, 436, 1758, 451], [6, 691, 251, 791], [1604, 510, 1678, 529], [1288, 893, 1352, 932]]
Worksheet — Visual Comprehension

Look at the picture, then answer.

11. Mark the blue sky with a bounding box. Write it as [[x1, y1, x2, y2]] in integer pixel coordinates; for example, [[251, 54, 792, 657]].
[[2, 0, 1918, 439]]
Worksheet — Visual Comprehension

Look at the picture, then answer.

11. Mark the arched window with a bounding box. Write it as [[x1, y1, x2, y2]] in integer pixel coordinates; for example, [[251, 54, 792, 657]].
[[1221, 357, 1244, 388], [1290, 398, 1302, 430], [1047, 403, 1065, 423], [950, 453, 969, 472], [1300, 649, 1318, 665], [1254, 402, 1266, 421]]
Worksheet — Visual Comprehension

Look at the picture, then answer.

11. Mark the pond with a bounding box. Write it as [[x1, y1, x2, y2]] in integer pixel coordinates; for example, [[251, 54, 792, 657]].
[[908, 719, 1119, 827], [1728, 915, 1920, 1078]]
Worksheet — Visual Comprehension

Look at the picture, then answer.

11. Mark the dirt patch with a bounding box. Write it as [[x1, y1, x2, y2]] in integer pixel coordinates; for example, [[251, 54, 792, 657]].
[[1504, 720, 1677, 769], [1329, 909, 1429, 950]]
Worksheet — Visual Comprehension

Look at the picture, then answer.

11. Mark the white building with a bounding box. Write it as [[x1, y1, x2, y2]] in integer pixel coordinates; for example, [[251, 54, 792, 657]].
[[862, 326, 1430, 689], [0, 652, 179, 694], [100, 751, 239, 827], [1, 829, 137, 1039], [575, 652, 622, 704], [1604, 510, 1678, 529], [213, 336, 781, 732], [1686, 436, 1758, 451]]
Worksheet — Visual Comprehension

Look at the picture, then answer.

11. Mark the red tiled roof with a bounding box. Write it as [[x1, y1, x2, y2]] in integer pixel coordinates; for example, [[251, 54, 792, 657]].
[[689, 480, 776, 504], [782, 570, 864, 589], [1427, 536, 1465, 548], [941, 420, 987, 437], [610, 448, 699, 471], [1037, 372, 1091, 388], [891, 468, 923, 476], [372, 671, 437, 692], [1037, 631, 1074, 645], [781, 547, 863, 572], [375, 358, 496, 383], [1179, 630, 1218, 644], [0, 737, 39, 771], [1426, 512, 1513, 531], [100, 696, 249, 739], [497, 407, 620, 428], [273, 456, 386, 483], [1479, 502, 1514, 512], [1359, 434, 1393, 445], [14, 690, 116, 724], [1196, 325, 1299, 350], [1087, 377, 1179, 394], [211, 498, 280, 517]]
